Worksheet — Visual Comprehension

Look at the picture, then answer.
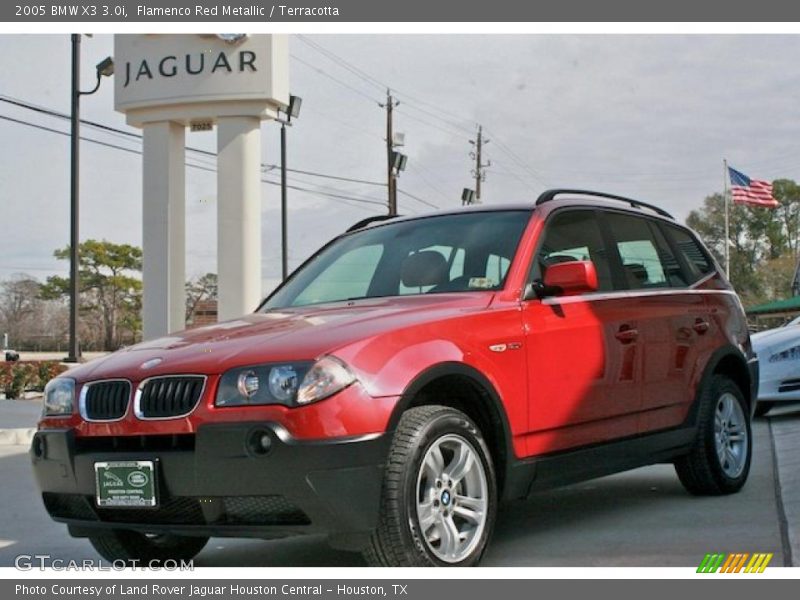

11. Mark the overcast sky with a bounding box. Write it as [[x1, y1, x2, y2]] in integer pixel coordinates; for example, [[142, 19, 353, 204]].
[[2, 34, 800, 294]]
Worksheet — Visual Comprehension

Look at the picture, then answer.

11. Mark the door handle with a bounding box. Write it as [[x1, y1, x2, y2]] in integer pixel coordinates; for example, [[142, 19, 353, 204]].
[[615, 325, 639, 343], [693, 318, 710, 335]]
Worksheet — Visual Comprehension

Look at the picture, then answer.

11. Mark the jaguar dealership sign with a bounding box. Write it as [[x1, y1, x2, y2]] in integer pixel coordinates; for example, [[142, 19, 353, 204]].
[[113, 34, 289, 341], [120, 49, 258, 87], [114, 34, 289, 125]]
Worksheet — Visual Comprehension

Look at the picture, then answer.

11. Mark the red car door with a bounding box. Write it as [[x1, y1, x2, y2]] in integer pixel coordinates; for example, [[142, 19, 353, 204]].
[[521, 209, 642, 456], [601, 211, 709, 433]]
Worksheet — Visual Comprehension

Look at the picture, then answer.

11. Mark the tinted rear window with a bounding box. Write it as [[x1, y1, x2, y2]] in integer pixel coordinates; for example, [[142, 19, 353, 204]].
[[662, 224, 715, 283]]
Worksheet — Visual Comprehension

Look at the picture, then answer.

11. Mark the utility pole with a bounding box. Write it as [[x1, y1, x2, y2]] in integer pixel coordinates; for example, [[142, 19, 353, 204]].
[[67, 34, 81, 363], [381, 89, 400, 215], [469, 125, 490, 204]]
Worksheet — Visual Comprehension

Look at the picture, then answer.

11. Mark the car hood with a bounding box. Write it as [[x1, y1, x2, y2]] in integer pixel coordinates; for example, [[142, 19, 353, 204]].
[[67, 293, 494, 382], [751, 325, 800, 356]]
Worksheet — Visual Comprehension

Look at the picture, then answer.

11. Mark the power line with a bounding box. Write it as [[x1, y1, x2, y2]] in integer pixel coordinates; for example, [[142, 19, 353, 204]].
[[0, 94, 388, 189], [262, 165, 385, 187], [290, 54, 382, 104], [299, 103, 384, 142], [393, 107, 471, 141], [405, 162, 452, 203], [294, 36, 557, 199], [397, 188, 440, 209], [490, 163, 542, 193], [396, 100, 475, 137], [482, 126, 549, 188], [296, 35, 477, 135], [0, 112, 142, 156], [296, 35, 386, 92], [0, 112, 387, 211]]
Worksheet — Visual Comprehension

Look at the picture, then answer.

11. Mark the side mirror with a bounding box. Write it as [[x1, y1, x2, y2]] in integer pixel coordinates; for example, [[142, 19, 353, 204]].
[[528, 260, 599, 299]]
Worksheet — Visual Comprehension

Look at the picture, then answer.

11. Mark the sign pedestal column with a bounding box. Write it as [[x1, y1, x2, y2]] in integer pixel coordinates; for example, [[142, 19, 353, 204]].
[[114, 34, 288, 339], [141, 120, 186, 339], [216, 116, 263, 321]]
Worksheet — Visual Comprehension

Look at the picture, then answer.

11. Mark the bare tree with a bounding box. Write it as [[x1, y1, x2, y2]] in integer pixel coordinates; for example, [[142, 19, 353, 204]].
[[0, 274, 42, 347], [185, 273, 218, 325]]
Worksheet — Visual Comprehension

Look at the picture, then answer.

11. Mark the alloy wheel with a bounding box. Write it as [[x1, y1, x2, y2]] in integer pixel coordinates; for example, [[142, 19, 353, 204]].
[[415, 434, 488, 563], [714, 392, 749, 478]]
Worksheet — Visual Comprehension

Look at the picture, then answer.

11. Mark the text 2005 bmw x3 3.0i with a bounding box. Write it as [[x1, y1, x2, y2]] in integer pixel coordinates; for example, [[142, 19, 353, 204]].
[[33, 190, 758, 567]]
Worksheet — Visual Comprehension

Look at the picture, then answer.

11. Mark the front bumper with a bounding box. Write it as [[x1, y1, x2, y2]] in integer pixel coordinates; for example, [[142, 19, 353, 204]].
[[31, 423, 390, 547], [754, 357, 800, 403]]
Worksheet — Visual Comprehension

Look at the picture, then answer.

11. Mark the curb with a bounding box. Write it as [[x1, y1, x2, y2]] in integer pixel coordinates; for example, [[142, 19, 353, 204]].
[[770, 417, 799, 566], [0, 428, 35, 447]]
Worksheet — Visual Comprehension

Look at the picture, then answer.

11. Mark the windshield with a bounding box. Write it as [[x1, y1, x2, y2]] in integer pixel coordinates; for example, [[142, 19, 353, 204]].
[[262, 210, 531, 310]]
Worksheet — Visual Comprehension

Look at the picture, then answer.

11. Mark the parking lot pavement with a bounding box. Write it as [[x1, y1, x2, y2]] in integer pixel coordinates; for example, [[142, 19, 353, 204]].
[[0, 398, 41, 430], [0, 417, 791, 568]]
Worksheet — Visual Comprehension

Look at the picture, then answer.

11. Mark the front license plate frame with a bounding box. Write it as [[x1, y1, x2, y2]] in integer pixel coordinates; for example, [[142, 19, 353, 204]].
[[94, 460, 158, 508]]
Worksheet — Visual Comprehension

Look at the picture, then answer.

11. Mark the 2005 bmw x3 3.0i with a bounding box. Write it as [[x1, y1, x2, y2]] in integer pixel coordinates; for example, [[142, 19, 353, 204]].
[[33, 189, 758, 567]]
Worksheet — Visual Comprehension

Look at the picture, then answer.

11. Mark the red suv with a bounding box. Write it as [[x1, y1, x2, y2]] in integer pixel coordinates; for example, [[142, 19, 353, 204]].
[[33, 190, 757, 567]]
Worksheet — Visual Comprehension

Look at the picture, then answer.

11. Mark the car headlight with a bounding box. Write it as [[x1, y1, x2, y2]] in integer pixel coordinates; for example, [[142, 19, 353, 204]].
[[215, 357, 356, 407], [43, 378, 75, 417], [296, 357, 357, 405], [769, 345, 800, 363]]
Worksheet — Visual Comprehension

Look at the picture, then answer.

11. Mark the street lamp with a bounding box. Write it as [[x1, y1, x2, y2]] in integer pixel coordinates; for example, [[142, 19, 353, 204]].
[[66, 34, 114, 363], [279, 94, 302, 281]]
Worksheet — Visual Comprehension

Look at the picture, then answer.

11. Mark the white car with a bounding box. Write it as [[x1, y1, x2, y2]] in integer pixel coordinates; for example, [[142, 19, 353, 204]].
[[751, 316, 800, 416]]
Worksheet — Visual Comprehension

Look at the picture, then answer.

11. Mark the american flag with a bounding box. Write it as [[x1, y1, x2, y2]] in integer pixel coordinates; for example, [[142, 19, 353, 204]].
[[728, 166, 779, 208]]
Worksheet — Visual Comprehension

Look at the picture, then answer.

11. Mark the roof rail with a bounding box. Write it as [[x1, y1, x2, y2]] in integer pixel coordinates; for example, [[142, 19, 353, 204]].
[[345, 214, 399, 233], [535, 188, 674, 219]]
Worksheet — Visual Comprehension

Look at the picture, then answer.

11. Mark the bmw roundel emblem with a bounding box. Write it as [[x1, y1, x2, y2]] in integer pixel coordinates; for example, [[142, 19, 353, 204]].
[[140, 358, 163, 370]]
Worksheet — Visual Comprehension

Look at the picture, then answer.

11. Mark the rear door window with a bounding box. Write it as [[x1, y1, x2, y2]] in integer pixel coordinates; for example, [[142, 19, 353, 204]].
[[604, 212, 687, 290]]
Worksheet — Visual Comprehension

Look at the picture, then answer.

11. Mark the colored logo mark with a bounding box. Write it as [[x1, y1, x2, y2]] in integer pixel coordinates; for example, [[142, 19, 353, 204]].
[[697, 553, 773, 573]]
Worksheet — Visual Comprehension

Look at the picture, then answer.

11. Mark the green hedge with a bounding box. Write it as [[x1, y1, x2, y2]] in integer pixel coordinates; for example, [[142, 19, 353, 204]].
[[0, 361, 69, 400]]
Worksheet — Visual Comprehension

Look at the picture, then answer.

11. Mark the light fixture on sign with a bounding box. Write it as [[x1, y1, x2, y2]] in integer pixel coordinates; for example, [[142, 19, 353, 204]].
[[287, 95, 303, 120], [96, 56, 115, 77], [216, 34, 249, 44]]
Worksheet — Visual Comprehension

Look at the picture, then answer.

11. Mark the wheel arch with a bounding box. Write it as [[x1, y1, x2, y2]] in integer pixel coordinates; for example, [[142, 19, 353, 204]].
[[693, 345, 754, 420], [386, 362, 515, 497]]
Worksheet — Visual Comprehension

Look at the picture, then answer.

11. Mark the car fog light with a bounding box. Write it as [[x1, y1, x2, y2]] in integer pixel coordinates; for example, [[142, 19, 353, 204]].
[[247, 429, 273, 455], [237, 370, 260, 399]]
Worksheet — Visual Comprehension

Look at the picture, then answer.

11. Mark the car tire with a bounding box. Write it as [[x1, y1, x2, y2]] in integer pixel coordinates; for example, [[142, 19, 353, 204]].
[[674, 374, 752, 495], [89, 531, 208, 565], [364, 405, 497, 567], [753, 401, 775, 418]]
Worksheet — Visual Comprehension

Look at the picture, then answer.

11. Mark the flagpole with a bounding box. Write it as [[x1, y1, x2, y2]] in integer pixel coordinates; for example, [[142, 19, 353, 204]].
[[723, 158, 730, 279]]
